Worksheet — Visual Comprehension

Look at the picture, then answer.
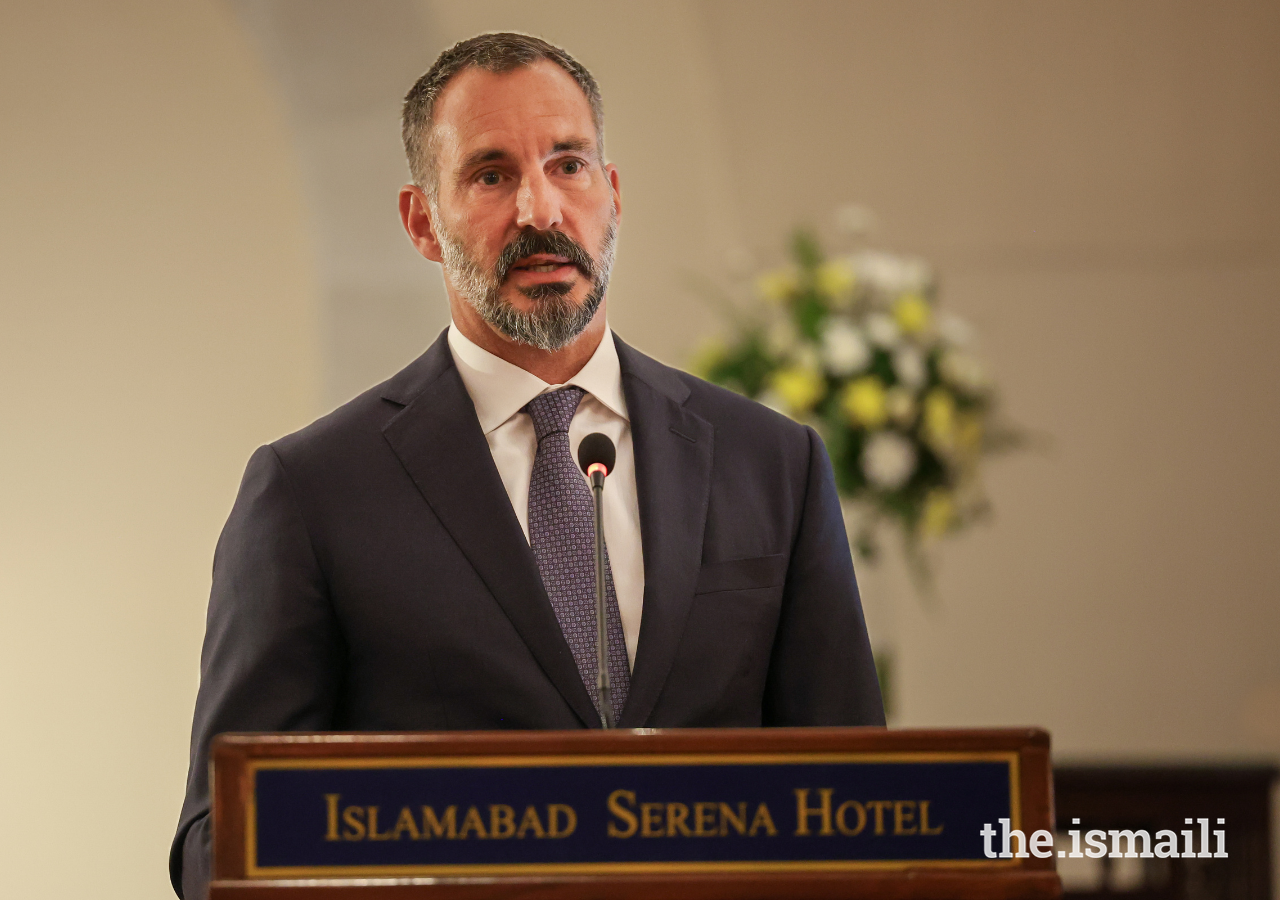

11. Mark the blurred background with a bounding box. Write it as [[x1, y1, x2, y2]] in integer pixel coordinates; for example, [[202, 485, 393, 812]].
[[1, 1, 1277, 897]]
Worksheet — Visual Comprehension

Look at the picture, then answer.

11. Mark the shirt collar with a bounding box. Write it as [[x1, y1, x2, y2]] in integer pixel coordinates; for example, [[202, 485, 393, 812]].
[[447, 321, 629, 435]]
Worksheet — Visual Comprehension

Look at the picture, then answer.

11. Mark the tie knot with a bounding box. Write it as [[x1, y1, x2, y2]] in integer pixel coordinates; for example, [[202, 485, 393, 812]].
[[524, 387, 585, 441]]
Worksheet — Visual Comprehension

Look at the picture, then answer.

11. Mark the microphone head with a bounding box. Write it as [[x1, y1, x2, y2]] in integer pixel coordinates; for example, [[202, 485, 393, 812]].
[[577, 432, 616, 477]]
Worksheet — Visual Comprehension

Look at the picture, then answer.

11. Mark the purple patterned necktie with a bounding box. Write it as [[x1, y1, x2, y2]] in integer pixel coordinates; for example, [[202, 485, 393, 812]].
[[524, 387, 630, 723]]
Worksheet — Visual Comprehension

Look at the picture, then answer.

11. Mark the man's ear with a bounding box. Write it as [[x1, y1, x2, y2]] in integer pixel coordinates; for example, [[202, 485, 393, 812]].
[[606, 163, 622, 223], [399, 184, 443, 263]]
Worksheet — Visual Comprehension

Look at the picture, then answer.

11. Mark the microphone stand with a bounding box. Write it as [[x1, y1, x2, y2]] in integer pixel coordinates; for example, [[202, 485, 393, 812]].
[[587, 464, 613, 729]]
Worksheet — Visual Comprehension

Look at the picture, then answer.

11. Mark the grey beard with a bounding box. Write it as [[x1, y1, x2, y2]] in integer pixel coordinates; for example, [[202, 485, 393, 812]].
[[439, 216, 617, 352]]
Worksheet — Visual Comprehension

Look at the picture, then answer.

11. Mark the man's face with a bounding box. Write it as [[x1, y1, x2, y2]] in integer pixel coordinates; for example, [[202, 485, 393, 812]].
[[426, 60, 620, 351]]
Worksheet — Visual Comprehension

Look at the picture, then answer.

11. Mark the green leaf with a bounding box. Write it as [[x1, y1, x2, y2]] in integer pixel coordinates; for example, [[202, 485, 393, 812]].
[[794, 292, 827, 341], [790, 228, 824, 270]]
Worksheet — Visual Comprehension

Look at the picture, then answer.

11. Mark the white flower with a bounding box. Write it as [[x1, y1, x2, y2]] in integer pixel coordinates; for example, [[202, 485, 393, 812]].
[[864, 312, 900, 348], [852, 250, 931, 296], [892, 345, 927, 390], [862, 431, 918, 491], [938, 349, 988, 394], [936, 311, 974, 347], [820, 317, 871, 376], [765, 317, 798, 356]]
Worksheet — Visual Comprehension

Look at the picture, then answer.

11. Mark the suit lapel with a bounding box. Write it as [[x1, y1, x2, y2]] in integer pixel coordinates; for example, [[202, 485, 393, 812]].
[[614, 337, 713, 727], [380, 332, 600, 728]]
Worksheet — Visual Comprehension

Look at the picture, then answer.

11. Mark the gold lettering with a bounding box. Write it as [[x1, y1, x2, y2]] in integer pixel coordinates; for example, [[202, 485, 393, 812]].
[[666, 802, 692, 837], [641, 802, 664, 837], [719, 802, 748, 836], [366, 807, 393, 840], [919, 800, 944, 835], [341, 805, 366, 841], [547, 804, 577, 838], [324, 794, 341, 841], [420, 805, 457, 839], [390, 806, 420, 841], [694, 802, 717, 837], [794, 788, 834, 836], [893, 800, 917, 835], [517, 805, 547, 839], [749, 803, 778, 837], [458, 806, 488, 839], [489, 805, 516, 839], [836, 800, 867, 836], [606, 790, 637, 839], [867, 800, 892, 836]]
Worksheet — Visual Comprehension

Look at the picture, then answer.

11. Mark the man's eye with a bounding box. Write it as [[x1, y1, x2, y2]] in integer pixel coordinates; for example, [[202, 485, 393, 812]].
[[479, 171, 501, 186], [562, 160, 582, 174]]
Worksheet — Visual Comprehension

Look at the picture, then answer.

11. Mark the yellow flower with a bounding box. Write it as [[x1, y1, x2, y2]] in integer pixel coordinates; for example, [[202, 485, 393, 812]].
[[892, 292, 932, 336], [920, 489, 955, 538], [770, 365, 826, 414], [840, 376, 888, 429], [814, 260, 856, 302], [922, 388, 956, 451], [756, 268, 799, 304]]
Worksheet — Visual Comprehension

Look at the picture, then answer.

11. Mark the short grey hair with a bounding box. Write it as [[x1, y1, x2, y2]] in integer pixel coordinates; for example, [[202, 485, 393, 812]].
[[402, 32, 605, 197]]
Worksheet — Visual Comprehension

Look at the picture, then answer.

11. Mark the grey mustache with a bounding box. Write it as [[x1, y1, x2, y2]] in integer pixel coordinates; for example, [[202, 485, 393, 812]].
[[495, 230, 596, 283]]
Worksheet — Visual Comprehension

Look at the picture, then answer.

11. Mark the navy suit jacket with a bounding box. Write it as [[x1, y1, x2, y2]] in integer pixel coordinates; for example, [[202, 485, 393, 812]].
[[171, 331, 884, 898]]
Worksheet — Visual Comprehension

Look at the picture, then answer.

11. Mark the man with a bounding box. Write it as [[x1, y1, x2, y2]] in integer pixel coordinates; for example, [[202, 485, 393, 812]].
[[171, 32, 883, 899]]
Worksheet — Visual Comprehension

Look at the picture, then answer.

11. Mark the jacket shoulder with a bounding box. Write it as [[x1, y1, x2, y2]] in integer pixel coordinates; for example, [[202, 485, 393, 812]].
[[615, 336, 811, 442], [270, 330, 453, 462], [682, 370, 810, 437]]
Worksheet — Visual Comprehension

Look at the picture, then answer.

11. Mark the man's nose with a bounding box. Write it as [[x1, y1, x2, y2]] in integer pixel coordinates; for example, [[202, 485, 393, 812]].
[[515, 170, 563, 232]]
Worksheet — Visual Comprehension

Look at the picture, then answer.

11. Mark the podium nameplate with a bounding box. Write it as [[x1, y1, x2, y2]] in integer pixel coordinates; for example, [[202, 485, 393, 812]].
[[211, 729, 1059, 899], [246, 751, 1016, 876]]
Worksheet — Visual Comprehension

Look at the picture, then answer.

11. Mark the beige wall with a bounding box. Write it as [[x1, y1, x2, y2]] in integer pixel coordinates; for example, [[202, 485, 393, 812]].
[[692, 0, 1280, 759], [226, 0, 444, 408], [0, 1, 321, 897]]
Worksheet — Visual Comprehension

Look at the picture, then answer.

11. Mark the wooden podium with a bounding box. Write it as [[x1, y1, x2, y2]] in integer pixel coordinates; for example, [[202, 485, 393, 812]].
[[209, 728, 1060, 899]]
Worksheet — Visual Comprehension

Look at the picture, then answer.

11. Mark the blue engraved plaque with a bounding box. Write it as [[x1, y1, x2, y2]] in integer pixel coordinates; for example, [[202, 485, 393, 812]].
[[244, 751, 1020, 877]]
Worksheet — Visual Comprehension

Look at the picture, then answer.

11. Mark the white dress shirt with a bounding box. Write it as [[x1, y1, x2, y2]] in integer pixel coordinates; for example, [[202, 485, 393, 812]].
[[447, 323, 644, 667]]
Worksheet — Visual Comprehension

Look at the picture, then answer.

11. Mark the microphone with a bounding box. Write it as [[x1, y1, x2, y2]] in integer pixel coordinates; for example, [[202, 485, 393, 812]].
[[577, 432, 616, 488], [577, 433, 616, 729]]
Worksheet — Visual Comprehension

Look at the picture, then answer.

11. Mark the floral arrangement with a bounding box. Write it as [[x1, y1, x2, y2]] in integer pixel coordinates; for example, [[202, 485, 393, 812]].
[[692, 228, 1021, 589]]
